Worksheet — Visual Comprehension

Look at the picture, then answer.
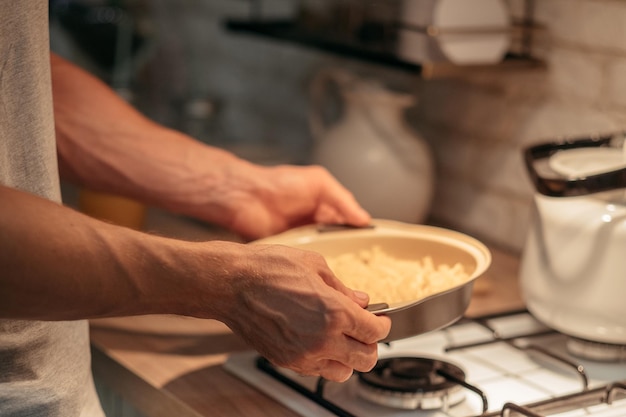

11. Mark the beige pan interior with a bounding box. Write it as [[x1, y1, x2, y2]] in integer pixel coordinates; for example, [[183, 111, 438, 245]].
[[255, 220, 491, 310]]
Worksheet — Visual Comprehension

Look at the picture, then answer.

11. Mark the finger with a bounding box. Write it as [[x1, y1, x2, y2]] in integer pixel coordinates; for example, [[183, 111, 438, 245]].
[[316, 270, 391, 342], [313, 252, 371, 309], [350, 290, 370, 309], [316, 359, 355, 382], [314, 172, 371, 227], [322, 276, 370, 309], [316, 201, 371, 227], [335, 336, 380, 373], [345, 307, 392, 345], [316, 311, 390, 373], [317, 264, 357, 298]]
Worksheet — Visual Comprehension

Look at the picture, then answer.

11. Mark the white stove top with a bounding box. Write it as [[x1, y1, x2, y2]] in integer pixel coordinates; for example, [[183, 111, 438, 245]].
[[224, 311, 626, 417]]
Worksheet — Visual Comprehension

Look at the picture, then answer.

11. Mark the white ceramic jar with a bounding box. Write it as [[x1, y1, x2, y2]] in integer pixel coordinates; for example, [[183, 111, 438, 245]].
[[309, 69, 435, 224]]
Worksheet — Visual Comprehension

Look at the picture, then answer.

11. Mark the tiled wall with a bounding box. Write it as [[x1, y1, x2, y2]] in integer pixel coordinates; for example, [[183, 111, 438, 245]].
[[413, 0, 626, 253], [52, 0, 626, 254]]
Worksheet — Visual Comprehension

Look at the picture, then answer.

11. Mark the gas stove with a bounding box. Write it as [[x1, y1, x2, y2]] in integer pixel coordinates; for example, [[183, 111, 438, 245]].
[[224, 310, 626, 417]]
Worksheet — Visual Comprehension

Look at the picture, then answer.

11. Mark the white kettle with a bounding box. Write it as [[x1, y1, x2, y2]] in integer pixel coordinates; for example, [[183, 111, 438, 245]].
[[308, 68, 435, 224], [520, 133, 626, 345]]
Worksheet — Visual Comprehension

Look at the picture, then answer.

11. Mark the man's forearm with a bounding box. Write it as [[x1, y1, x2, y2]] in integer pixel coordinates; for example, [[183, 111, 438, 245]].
[[0, 184, 218, 320], [51, 53, 246, 222]]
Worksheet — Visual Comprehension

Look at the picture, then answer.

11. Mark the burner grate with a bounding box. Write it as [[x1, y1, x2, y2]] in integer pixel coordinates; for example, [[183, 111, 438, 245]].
[[356, 357, 488, 411], [567, 337, 626, 363], [481, 381, 626, 417], [224, 310, 626, 417], [256, 356, 357, 417]]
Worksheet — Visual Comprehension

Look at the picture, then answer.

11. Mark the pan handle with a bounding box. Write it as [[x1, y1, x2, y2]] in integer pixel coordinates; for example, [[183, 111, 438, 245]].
[[365, 303, 389, 314], [316, 224, 376, 233]]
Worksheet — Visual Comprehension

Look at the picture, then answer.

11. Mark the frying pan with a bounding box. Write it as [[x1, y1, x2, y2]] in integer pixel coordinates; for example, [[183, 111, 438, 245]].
[[253, 219, 491, 342]]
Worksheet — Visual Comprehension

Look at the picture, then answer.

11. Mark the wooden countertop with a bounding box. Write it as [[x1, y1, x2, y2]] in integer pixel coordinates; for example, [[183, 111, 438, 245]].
[[89, 210, 525, 417]]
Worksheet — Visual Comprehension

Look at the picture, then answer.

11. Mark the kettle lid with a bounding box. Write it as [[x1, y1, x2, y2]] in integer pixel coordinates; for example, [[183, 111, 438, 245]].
[[523, 132, 626, 197], [549, 147, 626, 178]]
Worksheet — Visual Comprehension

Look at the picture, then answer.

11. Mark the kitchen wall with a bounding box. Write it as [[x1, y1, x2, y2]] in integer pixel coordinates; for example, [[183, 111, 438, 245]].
[[412, 0, 626, 253], [51, 0, 626, 255]]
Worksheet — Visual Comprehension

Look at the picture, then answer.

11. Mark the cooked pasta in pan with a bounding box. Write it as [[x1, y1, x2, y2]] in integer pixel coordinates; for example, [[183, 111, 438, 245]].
[[326, 245, 470, 304]]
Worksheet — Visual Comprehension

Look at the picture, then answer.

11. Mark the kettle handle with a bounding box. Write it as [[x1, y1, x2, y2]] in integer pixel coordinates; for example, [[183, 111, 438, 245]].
[[308, 68, 356, 142]]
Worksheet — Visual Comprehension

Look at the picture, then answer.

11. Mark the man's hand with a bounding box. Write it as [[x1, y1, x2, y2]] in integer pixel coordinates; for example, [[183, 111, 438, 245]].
[[188, 242, 391, 382], [213, 164, 371, 240]]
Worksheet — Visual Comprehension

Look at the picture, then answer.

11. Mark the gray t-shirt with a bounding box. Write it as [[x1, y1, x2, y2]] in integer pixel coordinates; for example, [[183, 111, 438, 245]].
[[0, 2, 104, 416]]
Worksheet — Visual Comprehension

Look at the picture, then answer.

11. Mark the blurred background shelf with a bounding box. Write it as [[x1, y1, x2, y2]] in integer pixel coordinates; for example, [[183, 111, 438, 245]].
[[225, 18, 545, 78], [224, 0, 546, 79]]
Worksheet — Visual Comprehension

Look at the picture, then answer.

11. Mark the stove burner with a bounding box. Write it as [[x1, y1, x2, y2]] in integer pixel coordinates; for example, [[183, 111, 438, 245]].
[[357, 357, 467, 410], [567, 337, 626, 362]]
